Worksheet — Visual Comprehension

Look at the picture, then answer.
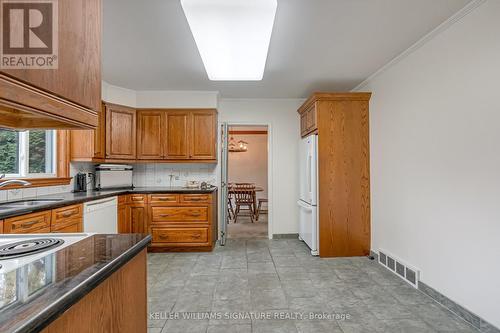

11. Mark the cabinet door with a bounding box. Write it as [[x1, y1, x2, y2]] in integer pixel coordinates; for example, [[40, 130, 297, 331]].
[[300, 112, 308, 136], [117, 203, 130, 233], [93, 103, 106, 159], [1, 0, 101, 113], [164, 111, 189, 160], [189, 110, 217, 160], [130, 205, 146, 234], [105, 104, 136, 159], [70, 103, 105, 161], [137, 110, 163, 159]]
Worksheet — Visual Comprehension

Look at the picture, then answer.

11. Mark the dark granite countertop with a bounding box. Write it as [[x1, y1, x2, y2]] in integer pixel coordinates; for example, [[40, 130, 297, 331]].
[[0, 186, 217, 219], [0, 233, 151, 333]]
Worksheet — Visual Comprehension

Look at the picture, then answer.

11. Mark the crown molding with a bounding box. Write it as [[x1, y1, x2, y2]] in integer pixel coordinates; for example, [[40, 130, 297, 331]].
[[352, 0, 487, 92]]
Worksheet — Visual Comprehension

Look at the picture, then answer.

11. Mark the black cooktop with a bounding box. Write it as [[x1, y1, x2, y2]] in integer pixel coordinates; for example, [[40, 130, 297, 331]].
[[0, 238, 64, 260]]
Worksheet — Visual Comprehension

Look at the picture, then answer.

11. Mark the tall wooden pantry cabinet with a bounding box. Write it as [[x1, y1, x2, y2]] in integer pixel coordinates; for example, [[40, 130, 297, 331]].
[[298, 92, 371, 258]]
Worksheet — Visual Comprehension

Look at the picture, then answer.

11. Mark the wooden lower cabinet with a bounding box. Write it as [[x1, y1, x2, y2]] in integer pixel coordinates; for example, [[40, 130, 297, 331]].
[[117, 194, 147, 234], [148, 192, 217, 252], [151, 227, 209, 245], [51, 204, 83, 233], [4, 211, 52, 234], [41, 250, 147, 333], [1, 204, 83, 234], [117, 197, 130, 233], [129, 205, 146, 234]]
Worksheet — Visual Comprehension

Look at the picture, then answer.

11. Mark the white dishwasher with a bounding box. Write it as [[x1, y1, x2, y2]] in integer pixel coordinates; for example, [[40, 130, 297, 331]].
[[83, 197, 118, 233]]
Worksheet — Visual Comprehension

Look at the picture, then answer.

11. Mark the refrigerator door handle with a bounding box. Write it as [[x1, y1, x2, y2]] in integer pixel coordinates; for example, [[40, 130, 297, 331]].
[[297, 200, 313, 210]]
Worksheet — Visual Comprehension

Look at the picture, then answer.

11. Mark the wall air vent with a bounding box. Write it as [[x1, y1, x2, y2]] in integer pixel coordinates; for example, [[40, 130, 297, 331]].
[[377, 249, 420, 288]]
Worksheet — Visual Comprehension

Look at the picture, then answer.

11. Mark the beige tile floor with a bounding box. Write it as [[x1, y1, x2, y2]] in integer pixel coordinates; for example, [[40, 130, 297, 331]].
[[227, 215, 268, 239]]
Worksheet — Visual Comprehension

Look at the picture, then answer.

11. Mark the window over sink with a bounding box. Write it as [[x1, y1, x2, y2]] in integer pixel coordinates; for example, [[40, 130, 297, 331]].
[[0, 130, 56, 178]]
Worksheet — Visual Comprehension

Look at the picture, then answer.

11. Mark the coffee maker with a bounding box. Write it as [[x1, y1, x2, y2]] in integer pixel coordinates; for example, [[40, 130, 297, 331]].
[[74, 172, 87, 192]]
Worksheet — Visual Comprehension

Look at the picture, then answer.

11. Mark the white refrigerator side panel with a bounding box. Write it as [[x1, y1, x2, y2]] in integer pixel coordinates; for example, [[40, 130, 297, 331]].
[[310, 135, 318, 206], [298, 200, 319, 256]]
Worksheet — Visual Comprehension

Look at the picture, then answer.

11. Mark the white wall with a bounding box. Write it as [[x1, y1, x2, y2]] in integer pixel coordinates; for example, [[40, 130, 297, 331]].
[[218, 99, 304, 236], [136, 90, 218, 108], [228, 132, 268, 200], [102, 82, 218, 109], [357, 0, 500, 327], [102, 81, 137, 107]]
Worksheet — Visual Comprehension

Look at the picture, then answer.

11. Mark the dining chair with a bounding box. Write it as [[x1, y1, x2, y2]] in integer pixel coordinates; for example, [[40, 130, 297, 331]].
[[227, 183, 235, 223], [256, 198, 268, 221], [233, 183, 256, 223]]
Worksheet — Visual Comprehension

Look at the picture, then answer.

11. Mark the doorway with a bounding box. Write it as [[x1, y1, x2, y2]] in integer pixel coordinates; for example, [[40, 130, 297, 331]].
[[222, 125, 269, 240]]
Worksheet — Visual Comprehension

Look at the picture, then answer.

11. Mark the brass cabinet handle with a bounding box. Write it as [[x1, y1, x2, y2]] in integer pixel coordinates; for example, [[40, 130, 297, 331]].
[[159, 214, 170, 217], [188, 198, 202, 201], [17, 220, 39, 229], [61, 210, 76, 218]]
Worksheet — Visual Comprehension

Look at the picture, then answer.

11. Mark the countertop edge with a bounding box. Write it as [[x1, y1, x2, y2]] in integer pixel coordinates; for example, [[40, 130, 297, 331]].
[[0, 187, 218, 219], [15, 235, 152, 333]]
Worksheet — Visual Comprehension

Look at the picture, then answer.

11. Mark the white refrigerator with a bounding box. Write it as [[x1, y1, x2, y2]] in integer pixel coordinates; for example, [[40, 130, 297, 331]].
[[298, 134, 319, 255]]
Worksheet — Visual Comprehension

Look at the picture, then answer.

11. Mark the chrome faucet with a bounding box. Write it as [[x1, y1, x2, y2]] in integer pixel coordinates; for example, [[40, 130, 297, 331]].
[[0, 174, 32, 188]]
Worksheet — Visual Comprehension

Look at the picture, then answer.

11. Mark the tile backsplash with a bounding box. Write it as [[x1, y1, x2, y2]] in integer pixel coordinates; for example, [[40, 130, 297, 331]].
[[0, 162, 217, 202], [133, 163, 217, 187], [0, 162, 94, 202]]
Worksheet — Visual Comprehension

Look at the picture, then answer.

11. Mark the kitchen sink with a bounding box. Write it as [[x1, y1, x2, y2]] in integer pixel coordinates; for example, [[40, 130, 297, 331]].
[[0, 199, 64, 211]]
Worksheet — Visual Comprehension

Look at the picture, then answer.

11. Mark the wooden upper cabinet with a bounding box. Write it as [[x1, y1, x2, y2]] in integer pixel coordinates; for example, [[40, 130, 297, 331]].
[[70, 102, 106, 161], [137, 110, 163, 159], [190, 110, 217, 160], [165, 111, 190, 160], [105, 103, 137, 159], [299, 103, 318, 137], [0, 0, 101, 129]]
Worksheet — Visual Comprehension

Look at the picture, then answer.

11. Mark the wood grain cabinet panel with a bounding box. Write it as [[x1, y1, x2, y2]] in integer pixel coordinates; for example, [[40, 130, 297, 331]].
[[51, 204, 83, 232], [148, 191, 217, 251], [164, 111, 190, 159], [43, 250, 147, 333], [129, 205, 146, 234], [70, 102, 106, 161], [150, 194, 179, 203], [151, 227, 209, 245], [0, 220, 4, 233], [0, 0, 101, 129], [51, 222, 81, 233], [180, 194, 210, 204], [118, 199, 130, 234], [151, 207, 208, 223], [298, 93, 371, 258], [137, 110, 164, 159], [189, 110, 217, 160], [106, 104, 137, 159], [4, 211, 52, 234]]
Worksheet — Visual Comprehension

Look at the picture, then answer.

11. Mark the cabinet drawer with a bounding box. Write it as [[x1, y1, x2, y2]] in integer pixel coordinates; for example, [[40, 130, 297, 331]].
[[128, 194, 147, 204], [150, 194, 179, 204], [180, 194, 210, 203], [118, 195, 127, 205], [52, 221, 81, 233], [4, 211, 51, 233], [52, 204, 83, 224], [151, 227, 209, 244], [151, 206, 208, 222]]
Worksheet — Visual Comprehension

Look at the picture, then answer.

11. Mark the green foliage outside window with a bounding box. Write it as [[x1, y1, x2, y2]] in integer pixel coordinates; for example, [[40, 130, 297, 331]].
[[0, 130, 18, 174], [29, 130, 48, 174]]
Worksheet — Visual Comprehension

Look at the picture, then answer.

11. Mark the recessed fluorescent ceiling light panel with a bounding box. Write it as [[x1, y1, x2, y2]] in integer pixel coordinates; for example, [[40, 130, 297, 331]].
[[181, 0, 277, 81]]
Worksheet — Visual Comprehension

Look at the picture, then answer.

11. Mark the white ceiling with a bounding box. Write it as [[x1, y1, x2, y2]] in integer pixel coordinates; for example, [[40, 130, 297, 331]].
[[103, 0, 470, 98]]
